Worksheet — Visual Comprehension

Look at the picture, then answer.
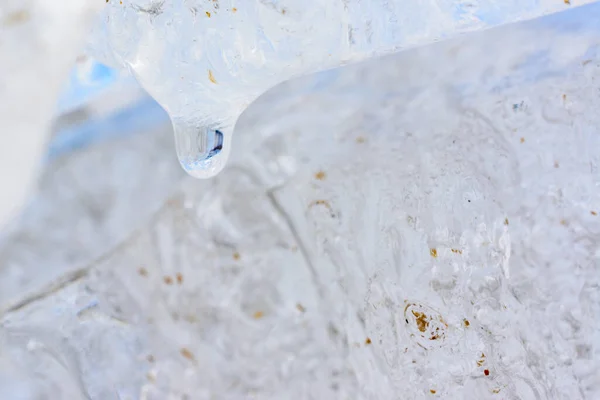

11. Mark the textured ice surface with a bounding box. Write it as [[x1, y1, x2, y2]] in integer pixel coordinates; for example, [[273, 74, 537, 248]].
[[91, 0, 595, 178], [2, 3, 600, 399], [0, 125, 183, 317]]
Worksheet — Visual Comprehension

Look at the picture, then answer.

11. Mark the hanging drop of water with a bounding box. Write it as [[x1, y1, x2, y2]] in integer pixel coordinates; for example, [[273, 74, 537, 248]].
[[172, 118, 232, 179]]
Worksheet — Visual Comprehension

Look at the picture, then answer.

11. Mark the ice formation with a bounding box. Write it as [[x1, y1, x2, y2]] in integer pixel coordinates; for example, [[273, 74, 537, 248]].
[[90, 0, 589, 178], [0, 1, 599, 400]]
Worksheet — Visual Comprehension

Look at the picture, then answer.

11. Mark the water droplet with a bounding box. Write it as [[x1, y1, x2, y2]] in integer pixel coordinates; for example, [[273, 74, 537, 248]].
[[173, 119, 231, 178]]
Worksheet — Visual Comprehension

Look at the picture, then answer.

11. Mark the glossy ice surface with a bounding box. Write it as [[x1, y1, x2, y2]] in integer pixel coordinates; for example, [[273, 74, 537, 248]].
[[91, 0, 593, 178], [2, 2, 600, 399]]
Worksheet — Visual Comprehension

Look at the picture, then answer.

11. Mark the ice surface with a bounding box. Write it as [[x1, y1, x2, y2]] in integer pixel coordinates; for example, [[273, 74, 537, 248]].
[[90, 0, 595, 178], [2, 4, 600, 399], [0, 124, 183, 313]]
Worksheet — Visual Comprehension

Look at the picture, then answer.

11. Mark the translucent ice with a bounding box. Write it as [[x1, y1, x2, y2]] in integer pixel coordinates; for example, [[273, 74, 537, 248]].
[[2, 3, 600, 398], [89, 0, 593, 177]]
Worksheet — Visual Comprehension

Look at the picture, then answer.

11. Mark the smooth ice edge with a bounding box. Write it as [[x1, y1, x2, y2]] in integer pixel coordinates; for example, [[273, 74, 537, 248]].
[[178, 150, 229, 179]]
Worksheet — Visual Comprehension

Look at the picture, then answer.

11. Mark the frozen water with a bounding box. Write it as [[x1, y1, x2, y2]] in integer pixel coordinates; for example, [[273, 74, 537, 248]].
[[90, 0, 595, 178], [2, 3, 600, 398], [0, 124, 183, 311]]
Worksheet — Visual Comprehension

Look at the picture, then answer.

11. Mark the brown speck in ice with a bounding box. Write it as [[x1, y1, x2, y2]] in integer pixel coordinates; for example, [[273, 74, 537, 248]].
[[180, 348, 195, 361], [564, 0, 570, 4], [554, 161, 560, 168], [451, 248, 463, 254], [478, 353, 486, 364], [308, 200, 334, 216], [232, 7, 237, 12], [430, 248, 438, 258], [253, 311, 264, 319], [463, 319, 470, 327], [147, 354, 155, 363], [365, 337, 372, 345], [3, 10, 30, 26], [233, 252, 240, 260], [560, 219, 568, 226], [312, 199, 329, 207], [582, 59, 592, 66], [484, 369, 490, 376], [205, 11, 211, 17], [163, 276, 173, 285], [208, 70, 217, 84], [492, 388, 501, 394], [356, 136, 366, 143], [430, 389, 436, 394], [314, 171, 326, 180], [138, 267, 148, 277], [520, 137, 525, 143], [591, 211, 598, 216], [296, 303, 306, 313], [504, 218, 509, 226], [176, 273, 183, 284], [281, 8, 287, 14], [562, 94, 567, 101], [412, 310, 429, 332], [120, 0, 123, 4]]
